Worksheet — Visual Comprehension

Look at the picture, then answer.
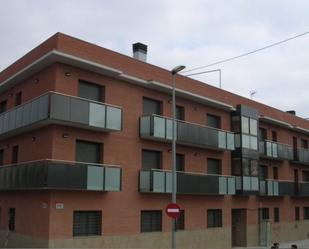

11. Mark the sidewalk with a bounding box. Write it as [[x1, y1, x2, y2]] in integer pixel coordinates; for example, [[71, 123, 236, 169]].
[[236, 239, 309, 249]]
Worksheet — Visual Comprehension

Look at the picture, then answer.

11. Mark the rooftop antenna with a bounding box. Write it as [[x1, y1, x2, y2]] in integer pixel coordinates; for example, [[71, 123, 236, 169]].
[[250, 90, 257, 99]]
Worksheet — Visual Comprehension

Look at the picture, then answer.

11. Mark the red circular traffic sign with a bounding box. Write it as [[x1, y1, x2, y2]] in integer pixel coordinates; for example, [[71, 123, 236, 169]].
[[165, 203, 181, 219]]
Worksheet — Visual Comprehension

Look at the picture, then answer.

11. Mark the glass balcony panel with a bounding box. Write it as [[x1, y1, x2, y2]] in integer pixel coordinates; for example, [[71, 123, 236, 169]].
[[8, 109, 16, 131], [260, 180, 266, 195], [251, 177, 259, 191], [0, 115, 3, 134], [304, 150, 309, 163], [165, 171, 172, 193], [235, 134, 241, 148], [218, 131, 226, 149], [228, 177, 236, 195], [242, 135, 250, 149], [104, 167, 121, 191], [227, 133, 235, 150], [50, 94, 70, 121], [219, 176, 227, 194], [106, 106, 122, 131], [87, 166, 104, 190], [3, 113, 9, 133], [272, 143, 278, 158], [165, 119, 173, 140], [140, 116, 151, 136], [153, 116, 165, 139], [69, 98, 89, 124], [266, 141, 272, 157], [30, 98, 40, 124], [89, 103, 106, 128], [243, 176, 251, 190], [153, 171, 165, 193], [273, 181, 279, 196], [267, 180, 273, 195], [38, 94, 49, 121], [259, 141, 265, 154], [236, 176, 242, 190], [250, 136, 258, 150], [139, 171, 151, 192], [207, 128, 219, 147]]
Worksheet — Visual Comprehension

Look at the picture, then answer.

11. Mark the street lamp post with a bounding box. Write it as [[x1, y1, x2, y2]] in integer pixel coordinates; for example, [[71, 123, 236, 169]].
[[171, 65, 186, 249]]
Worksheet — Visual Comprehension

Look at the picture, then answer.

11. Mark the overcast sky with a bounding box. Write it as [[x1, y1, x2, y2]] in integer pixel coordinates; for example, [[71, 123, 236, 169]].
[[1, 0, 309, 117]]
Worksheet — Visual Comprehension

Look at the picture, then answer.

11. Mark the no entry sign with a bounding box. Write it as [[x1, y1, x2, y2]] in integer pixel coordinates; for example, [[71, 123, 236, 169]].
[[165, 203, 181, 219]]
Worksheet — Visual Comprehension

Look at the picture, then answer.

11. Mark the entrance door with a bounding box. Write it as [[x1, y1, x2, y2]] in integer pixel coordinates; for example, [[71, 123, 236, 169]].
[[232, 209, 247, 247]]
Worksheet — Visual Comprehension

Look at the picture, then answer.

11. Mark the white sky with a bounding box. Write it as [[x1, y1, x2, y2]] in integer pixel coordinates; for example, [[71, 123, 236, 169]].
[[1, 0, 309, 117]]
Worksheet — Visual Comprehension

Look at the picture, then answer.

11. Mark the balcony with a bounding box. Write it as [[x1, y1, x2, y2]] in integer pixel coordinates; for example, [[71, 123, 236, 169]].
[[0, 159, 121, 191], [294, 148, 309, 165], [235, 176, 259, 194], [278, 181, 295, 196], [259, 180, 279, 196], [298, 182, 309, 197], [139, 169, 235, 195], [140, 115, 235, 151], [0, 92, 122, 139], [259, 140, 293, 160]]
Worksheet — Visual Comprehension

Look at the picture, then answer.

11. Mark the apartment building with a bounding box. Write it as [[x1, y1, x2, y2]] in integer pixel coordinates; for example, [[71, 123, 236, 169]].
[[0, 33, 309, 248]]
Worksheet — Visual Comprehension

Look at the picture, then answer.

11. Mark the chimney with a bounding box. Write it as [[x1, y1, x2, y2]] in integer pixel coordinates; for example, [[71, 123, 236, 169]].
[[133, 42, 147, 62], [286, 110, 296, 115]]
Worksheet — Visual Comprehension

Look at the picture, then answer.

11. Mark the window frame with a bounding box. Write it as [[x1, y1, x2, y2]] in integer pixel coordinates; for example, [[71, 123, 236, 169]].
[[73, 210, 102, 237], [207, 209, 222, 228], [140, 210, 162, 232]]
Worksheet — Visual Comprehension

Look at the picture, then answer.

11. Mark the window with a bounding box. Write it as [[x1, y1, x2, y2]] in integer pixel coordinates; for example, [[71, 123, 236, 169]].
[[274, 208, 280, 223], [259, 166, 268, 180], [75, 140, 101, 164], [259, 208, 269, 222], [303, 171, 309, 182], [304, 207, 309, 220], [249, 119, 258, 136], [8, 208, 15, 231], [12, 145, 18, 164], [207, 114, 221, 129], [241, 116, 249, 134], [142, 150, 162, 170], [207, 158, 221, 175], [273, 167, 278, 180], [259, 128, 267, 140], [15, 92, 22, 106], [301, 139, 308, 149], [272, 131, 277, 142], [141, 211, 162, 232], [78, 80, 104, 102], [242, 159, 258, 177], [207, 209, 222, 228], [176, 210, 185, 230], [143, 97, 161, 115], [295, 207, 300, 221], [0, 149, 3, 166], [73, 211, 102, 236], [176, 154, 184, 171], [0, 100, 7, 114], [176, 106, 184, 121]]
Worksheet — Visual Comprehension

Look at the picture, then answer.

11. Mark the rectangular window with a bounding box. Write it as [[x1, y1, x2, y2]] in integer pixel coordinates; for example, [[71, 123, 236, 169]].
[[207, 114, 221, 129], [73, 211, 102, 236], [207, 158, 221, 175], [8, 208, 15, 231], [304, 207, 309, 220], [241, 116, 249, 134], [207, 209, 222, 228], [15, 92, 22, 106], [295, 207, 300, 221], [301, 139, 308, 149], [274, 208, 280, 223], [0, 149, 4, 166], [0, 100, 7, 114], [176, 154, 184, 171], [303, 171, 309, 182], [141, 210, 162, 232], [272, 131, 277, 142], [75, 140, 101, 164], [176, 106, 184, 121], [78, 80, 104, 102], [259, 128, 267, 140], [273, 167, 278, 180], [259, 165, 268, 180], [142, 150, 162, 170], [143, 97, 161, 115], [12, 145, 18, 164], [259, 208, 269, 221], [249, 119, 258, 136], [176, 210, 185, 230]]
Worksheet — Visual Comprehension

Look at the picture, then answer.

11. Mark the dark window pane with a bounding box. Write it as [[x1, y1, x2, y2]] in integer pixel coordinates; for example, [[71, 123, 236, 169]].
[[207, 209, 222, 228], [301, 139, 308, 149], [295, 207, 300, 221], [176, 106, 184, 121], [73, 211, 102, 236], [15, 92, 22, 106], [141, 211, 162, 232], [259, 128, 267, 140], [12, 145, 18, 164], [303, 171, 309, 182], [142, 150, 161, 170], [8, 208, 15, 231], [76, 140, 101, 164], [176, 154, 184, 171], [78, 80, 104, 102], [259, 208, 269, 221], [207, 158, 221, 175], [143, 97, 161, 115], [207, 114, 221, 129], [250, 160, 259, 177], [176, 210, 185, 230], [272, 131, 277, 142], [0, 100, 7, 114], [0, 150, 4, 166], [273, 167, 278, 180], [259, 166, 268, 180], [274, 208, 280, 223], [304, 207, 309, 220]]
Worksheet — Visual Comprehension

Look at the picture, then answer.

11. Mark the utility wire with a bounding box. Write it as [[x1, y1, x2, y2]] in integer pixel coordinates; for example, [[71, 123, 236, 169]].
[[183, 31, 309, 74]]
